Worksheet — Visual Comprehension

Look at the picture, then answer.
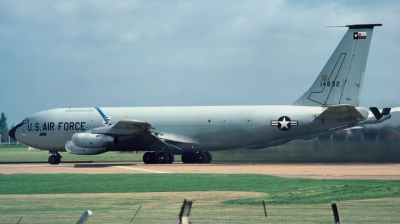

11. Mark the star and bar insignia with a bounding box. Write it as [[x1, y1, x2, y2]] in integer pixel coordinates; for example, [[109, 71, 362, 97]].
[[271, 116, 298, 131]]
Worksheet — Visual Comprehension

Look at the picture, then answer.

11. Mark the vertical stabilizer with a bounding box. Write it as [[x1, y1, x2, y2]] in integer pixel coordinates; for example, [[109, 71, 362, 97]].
[[293, 24, 381, 106]]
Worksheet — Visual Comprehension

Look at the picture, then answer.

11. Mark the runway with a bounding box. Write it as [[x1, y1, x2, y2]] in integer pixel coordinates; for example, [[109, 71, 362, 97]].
[[1, 163, 399, 179]]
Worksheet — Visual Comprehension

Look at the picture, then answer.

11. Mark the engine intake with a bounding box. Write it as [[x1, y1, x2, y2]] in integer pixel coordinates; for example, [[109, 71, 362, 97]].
[[65, 141, 107, 155], [71, 133, 116, 148], [65, 133, 116, 155]]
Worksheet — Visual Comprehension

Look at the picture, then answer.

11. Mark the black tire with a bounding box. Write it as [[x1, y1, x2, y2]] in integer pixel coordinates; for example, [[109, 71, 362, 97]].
[[167, 152, 174, 164], [156, 152, 170, 164], [195, 152, 208, 163], [181, 152, 191, 163], [204, 151, 212, 163], [48, 155, 59, 165], [182, 152, 196, 163], [181, 154, 188, 163], [143, 152, 155, 164]]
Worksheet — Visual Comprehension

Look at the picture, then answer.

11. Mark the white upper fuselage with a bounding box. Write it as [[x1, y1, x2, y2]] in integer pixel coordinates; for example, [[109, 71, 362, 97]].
[[13, 105, 360, 152]]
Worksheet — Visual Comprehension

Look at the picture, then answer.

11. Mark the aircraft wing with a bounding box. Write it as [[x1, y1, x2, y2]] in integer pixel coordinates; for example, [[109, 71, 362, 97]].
[[91, 119, 199, 145], [316, 105, 366, 121], [91, 119, 154, 136]]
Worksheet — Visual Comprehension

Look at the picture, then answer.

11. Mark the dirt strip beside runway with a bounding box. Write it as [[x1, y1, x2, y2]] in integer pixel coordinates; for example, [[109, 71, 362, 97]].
[[1, 163, 399, 179]]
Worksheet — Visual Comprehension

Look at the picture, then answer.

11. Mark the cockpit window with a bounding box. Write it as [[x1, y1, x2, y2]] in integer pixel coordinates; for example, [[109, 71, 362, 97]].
[[22, 118, 29, 124]]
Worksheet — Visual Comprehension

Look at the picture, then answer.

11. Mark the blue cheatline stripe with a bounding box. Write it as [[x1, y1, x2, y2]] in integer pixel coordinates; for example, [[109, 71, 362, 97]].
[[95, 107, 111, 125]]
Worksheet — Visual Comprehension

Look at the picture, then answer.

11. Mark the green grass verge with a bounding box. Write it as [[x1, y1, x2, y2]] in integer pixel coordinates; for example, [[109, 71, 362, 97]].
[[1, 174, 399, 205], [1, 173, 399, 223], [2, 192, 398, 223], [0, 145, 143, 163]]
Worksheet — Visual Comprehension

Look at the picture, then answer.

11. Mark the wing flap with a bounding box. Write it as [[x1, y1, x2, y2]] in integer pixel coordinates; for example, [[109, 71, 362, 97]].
[[316, 105, 366, 121], [156, 132, 200, 145]]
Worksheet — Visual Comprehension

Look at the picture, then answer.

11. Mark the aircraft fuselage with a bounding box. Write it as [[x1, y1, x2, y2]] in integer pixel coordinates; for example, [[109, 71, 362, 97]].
[[12, 105, 358, 153]]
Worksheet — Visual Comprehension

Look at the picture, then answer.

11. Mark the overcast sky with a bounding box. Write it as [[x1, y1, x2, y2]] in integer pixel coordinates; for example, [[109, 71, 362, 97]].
[[1, 0, 399, 126]]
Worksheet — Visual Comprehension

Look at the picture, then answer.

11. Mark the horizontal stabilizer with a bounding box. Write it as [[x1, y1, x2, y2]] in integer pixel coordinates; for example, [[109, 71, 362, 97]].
[[391, 107, 400, 113], [369, 107, 382, 120], [369, 107, 391, 120], [316, 105, 366, 121], [382, 108, 391, 116]]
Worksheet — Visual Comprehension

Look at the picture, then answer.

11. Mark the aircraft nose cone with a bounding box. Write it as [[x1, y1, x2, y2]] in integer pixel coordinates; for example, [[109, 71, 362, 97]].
[[8, 127, 17, 140], [9, 123, 22, 141]]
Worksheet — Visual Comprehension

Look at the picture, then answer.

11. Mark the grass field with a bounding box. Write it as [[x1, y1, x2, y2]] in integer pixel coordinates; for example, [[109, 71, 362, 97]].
[[0, 174, 399, 223], [1, 192, 399, 223], [1, 145, 400, 223]]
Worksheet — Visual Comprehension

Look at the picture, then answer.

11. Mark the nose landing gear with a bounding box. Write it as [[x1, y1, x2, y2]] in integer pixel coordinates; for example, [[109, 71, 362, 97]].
[[48, 151, 62, 165]]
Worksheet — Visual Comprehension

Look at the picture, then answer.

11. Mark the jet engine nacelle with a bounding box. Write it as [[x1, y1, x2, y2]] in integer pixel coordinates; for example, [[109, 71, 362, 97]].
[[71, 133, 116, 148], [65, 141, 107, 155]]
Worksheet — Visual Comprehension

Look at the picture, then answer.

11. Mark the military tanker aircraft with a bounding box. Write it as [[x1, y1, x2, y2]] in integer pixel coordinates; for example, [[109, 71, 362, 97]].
[[9, 24, 391, 165]]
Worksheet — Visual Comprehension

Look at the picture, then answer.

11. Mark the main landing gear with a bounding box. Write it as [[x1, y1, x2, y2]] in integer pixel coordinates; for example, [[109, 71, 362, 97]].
[[143, 151, 175, 164], [48, 151, 62, 165], [181, 151, 212, 164], [142, 151, 213, 164]]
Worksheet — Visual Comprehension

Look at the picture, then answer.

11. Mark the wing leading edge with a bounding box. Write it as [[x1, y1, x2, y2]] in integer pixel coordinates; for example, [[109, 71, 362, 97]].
[[91, 119, 154, 136]]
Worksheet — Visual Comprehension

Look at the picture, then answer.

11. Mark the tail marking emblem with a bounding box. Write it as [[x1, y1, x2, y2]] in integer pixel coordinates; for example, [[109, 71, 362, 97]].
[[353, 32, 366, 39]]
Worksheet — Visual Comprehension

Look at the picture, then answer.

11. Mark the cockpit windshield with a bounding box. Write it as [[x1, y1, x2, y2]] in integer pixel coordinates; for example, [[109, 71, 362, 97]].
[[22, 118, 29, 124]]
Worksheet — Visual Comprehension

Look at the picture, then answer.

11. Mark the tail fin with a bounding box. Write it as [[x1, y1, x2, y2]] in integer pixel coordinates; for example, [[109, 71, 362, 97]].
[[293, 24, 381, 106]]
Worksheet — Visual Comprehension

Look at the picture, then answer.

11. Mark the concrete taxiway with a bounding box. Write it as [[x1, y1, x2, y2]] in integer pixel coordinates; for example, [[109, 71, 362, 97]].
[[1, 163, 399, 179]]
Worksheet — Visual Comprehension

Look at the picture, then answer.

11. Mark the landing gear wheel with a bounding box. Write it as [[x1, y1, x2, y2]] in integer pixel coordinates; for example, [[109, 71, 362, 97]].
[[195, 151, 208, 163], [48, 155, 60, 165], [48, 151, 62, 165], [182, 151, 212, 164], [181, 152, 195, 163], [156, 152, 170, 164], [204, 151, 212, 163], [167, 152, 174, 164], [143, 152, 155, 164], [181, 154, 189, 163]]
